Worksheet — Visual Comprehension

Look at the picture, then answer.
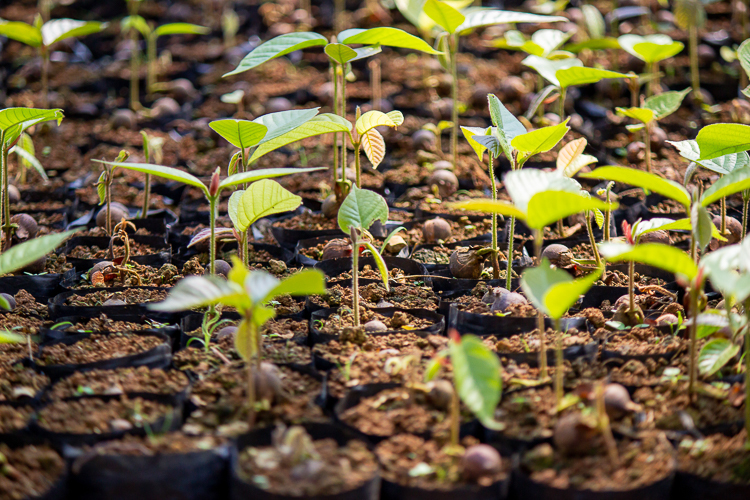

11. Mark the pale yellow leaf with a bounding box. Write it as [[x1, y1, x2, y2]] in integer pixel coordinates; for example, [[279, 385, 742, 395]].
[[361, 128, 386, 169]]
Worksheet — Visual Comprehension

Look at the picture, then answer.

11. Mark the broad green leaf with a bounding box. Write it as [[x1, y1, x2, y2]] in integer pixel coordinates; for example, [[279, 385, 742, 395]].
[[0, 330, 27, 343], [244, 270, 281, 304], [526, 190, 613, 230], [504, 168, 582, 213], [219, 167, 326, 190], [669, 139, 750, 175], [41, 19, 107, 46], [701, 235, 750, 303], [700, 167, 750, 207], [564, 38, 621, 53], [338, 27, 440, 54], [616, 107, 654, 124], [618, 34, 683, 63], [695, 123, 750, 161], [234, 319, 257, 361], [598, 242, 698, 280], [521, 261, 601, 319], [96, 172, 106, 205], [738, 38, 750, 80], [0, 20, 41, 46], [259, 268, 327, 303], [10, 133, 46, 181], [149, 274, 249, 311], [581, 4, 605, 39], [361, 128, 386, 168], [511, 119, 570, 159], [350, 45, 382, 61], [234, 179, 302, 231], [325, 43, 358, 64], [385, 110, 405, 127], [487, 94, 526, 159], [0, 229, 80, 276], [338, 185, 388, 233], [556, 138, 597, 177], [580, 166, 691, 211], [394, 0, 472, 33], [152, 23, 209, 39], [223, 32, 328, 76], [530, 29, 572, 57], [556, 66, 627, 89], [253, 108, 320, 145], [449, 334, 503, 430], [451, 199, 526, 219], [227, 189, 244, 231], [694, 310, 729, 339], [121, 15, 150, 38], [422, 0, 465, 34], [461, 126, 490, 159], [634, 217, 723, 240], [363, 241, 390, 292], [522, 55, 582, 87], [644, 88, 691, 121], [249, 114, 352, 163], [593, 208, 605, 228], [691, 203, 713, 251], [356, 110, 400, 135], [209, 119, 268, 149], [698, 338, 739, 376], [456, 9, 566, 35], [472, 134, 501, 158], [0, 108, 63, 133], [94, 161, 207, 195]]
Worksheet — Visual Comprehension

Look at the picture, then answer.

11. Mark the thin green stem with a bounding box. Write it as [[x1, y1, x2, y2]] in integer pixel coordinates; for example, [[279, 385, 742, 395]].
[[130, 27, 140, 110], [489, 152, 499, 280], [147, 34, 157, 94], [332, 62, 340, 184], [351, 229, 360, 327], [689, 23, 700, 98], [105, 168, 112, 237], [41, 47, 49, 109], [721, 196, 727, 235], [554, 316, 563, 408], [209, 196, 217, 275], [604, 186, 611, 242], [450, 34, 459, 170], [247, 321, 256, 429], [688, 284, 699, 398], [141, 174, 151, 218], [0, 133, 6, 253], [450, 385, 460, 447], [558, 86, 566, 121], [628, 260, 635, 312], [506, 216, 515, 291], [534, 229, 547, 379], [341, 68, 348, 178], [644, 122, 652, 173], [355, 141, 361, 189], [742, 191, 749, 240], [586, 211, 602, 269]]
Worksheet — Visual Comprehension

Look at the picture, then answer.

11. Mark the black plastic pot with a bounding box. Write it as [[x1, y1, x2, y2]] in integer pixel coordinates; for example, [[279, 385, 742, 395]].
[[308, 307, 445, 345], [32, 330, 172, 380], [380, 472, 509, 500], [510, 465, 674, 500], [48, 286, 179, 323], [230, 422, 380, 500], [173, 240, 295, 269], [430, 269, 531, 294], [0, 273, 63, 303], [670, 470, 750, 500], [411, 239, 533, 273], [497, 341, 598, 367], [66, 441, 231, 500], [270, 213, 345, 249], [295, 235, 410, 267], [61, 235, 172, 272], [67, 208, 172, 237], [314, 256, 429, 286]]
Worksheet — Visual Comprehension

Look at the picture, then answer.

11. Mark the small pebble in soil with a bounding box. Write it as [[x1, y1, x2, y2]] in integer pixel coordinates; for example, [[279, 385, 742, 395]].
[[423, 218, 452, 243], [427, 169, 459, 198], [364, 320, 388, 332], [0, 293, 16, 310], [462, 444, 503, 482]]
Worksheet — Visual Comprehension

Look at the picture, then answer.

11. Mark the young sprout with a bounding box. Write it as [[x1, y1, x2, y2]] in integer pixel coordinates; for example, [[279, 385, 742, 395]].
[[139, 131, 164, 219], [673, 0, 712, 99], [150, 259, 326, 428], [220, 90, 245, 117], [348, 108, 404, 188], [337, 186, 391, 328], [95, 150, 130, 237], [0, 16, 107, 107], [617, 34, 683, 97], [221, 8, 239, 49], [422, 120, 453, 156], [9, 132, 45, 185]]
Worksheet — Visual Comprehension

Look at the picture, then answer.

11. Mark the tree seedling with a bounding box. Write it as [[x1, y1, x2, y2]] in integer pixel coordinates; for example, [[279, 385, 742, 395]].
[[9, 132, 46, 185], [150, 258, 326, 427], [348, 108, 404, 188], [673, 0, 712, 99], [139, 131, 163, 219], [0, 16, 107, 107], [422, 120, 453, 156], [617, 34, 684, 97], [616, 88, 691, 173], [95, 150, 130, 237], [337, 185, 391, 329]]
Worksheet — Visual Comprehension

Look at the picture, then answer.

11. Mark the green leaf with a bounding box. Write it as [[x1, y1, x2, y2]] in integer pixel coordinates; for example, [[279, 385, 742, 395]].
[[581, 4, 605, 39], [579, 166, 691, 211], [556, 137, 597, 177], [149, 274, 249, 311], [593, 208, 605, 228], [511, 119, 570, 159], [209, 119, 268, 149], [93, 161, 208, 195], [233, 179, 302, 232], [522, 55, 582, 87], [616, 107, 655, 124], [10, 134, 46, 181], [556, 66, 627, 89], [456, 9, 566, 35], [0, 229, 79, 276], [487, 94, 526, 159], [385, 110, 405, 127], [223, 32, 328, 77], [472, 133, 501, 158], [253, 108, 321, 145], [451, 199, 526, 219], [350, 45, 382, 61], [152, 23, 209, 39], [324, 43, 358, 64], [530, 29, 573, 57], [356, 110, 401, 135], [694, 311, 729, 339], [0, 330, 27, 343], [449, 334, 503, 430], [0, 20, 41, 46], [249, 114, 352, 163], [526, 190, 613, 230], [0, 108, 63, 134], [700, 167, 750, 207], [564, 37, 620, 53], [461, 126, 490, 159], [121, 15, 150, 38], [363, 241, 390, 292], [691, 203, 713, 251], [394, 0, 473, 33], [701, 236, 750, 303], [338, 27, 440, 54], [521, 261, 601, 319], [422, 0, 465, 34], [698, 338, 739, 376], [633, 217, 689, 237], [96, 172, 106, 205], [669, 139, 750, 175], [695, 123, 750, 161], [227, 189, 244, 231], [219, 167, 326, 190], [338, 185, 388, 233], [738, 38, 750, 80], [643, 88, 691, 121], [361, 128, 386, 168], [41, 19, 107, 46], [598, 242, 698, 280], [504, 168, 582, 213], [259, 268, 327, 303], [618, 34, 683, 63], [234, 319, 257, 361]]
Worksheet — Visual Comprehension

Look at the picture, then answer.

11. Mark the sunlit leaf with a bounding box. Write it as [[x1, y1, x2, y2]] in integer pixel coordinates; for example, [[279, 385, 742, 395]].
[[361, 128, 386, 168], [249, 114, 352, 163], [700, 167, 750, 207], [209, 119, 268, 149], [363, 241, 390, 292], [461, 126, 490, 160], [556, 66, 627, 89], [487, 94, 526, 159], [223, 32, 328, 76], [456, 9, 566, 35], [695, 123, 750, 161], [324, 43, 358, 64], [220, 167, 326, 190], [556, 138, 597, 177], [511, 119, 570, 159], [338, 185, 388, 233], [580, 166, 691, 211], [522, 55, 582, 87], [94, 161, 207, 195], [0, 20, 42, 46], [149, 274, 248, 311], [422, 0, 465, 34], [618, 34, 683, 63], [698, 338, 739, 376], [598, 242, 698, 280], [643, 88, 691, 121], [233, 179, 302, 232], [41, 19, 107, 46], [152, 23, 209, 39], [0, 229, 80, 276], [522, 261, 601, 319], [338, 26, 440, 54]]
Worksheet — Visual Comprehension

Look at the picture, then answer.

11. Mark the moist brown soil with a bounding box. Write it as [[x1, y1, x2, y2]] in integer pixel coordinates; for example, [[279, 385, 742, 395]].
[[376, 434, 509, 490], [677, 430, 750, 484], [263, 317, 308, 341], [0, 405, 33, 433], [64, 288, 169, 306], [522, 435, 675, 490], [0, 313, 44, 334], [77, 433, 225, 456], [316, 309, 436, 336], [37, 333, 164, 366], [300, 237, 405, 260], [494, 386, 577, 441], [310, 282, 439, 310], [48, 367, 189, 400], [78, 263, 182, 288], [407, 218, 494, 246], [0, 444, 65, 500], [184, 363, 324, 437], [12, 290, 49, 318], [328, 264, 417, 282], [36, 397, 174, 434], [453, 294, 536, 317], [0, 336, 37, 367], [339, 386, 471, 440], [0, 363, 49, 402], [263, 340, 312, 366], [272, 212, 339, 231], [172, 335, 242, 374], [314, 334, 448, 398], [412, 245, 454, 265], [58, 314, 168, 333], [491, 328, 593, 356], [68, 241, 163, 259], [237, 435, 378, 496], [602, 328, 687, 356]]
